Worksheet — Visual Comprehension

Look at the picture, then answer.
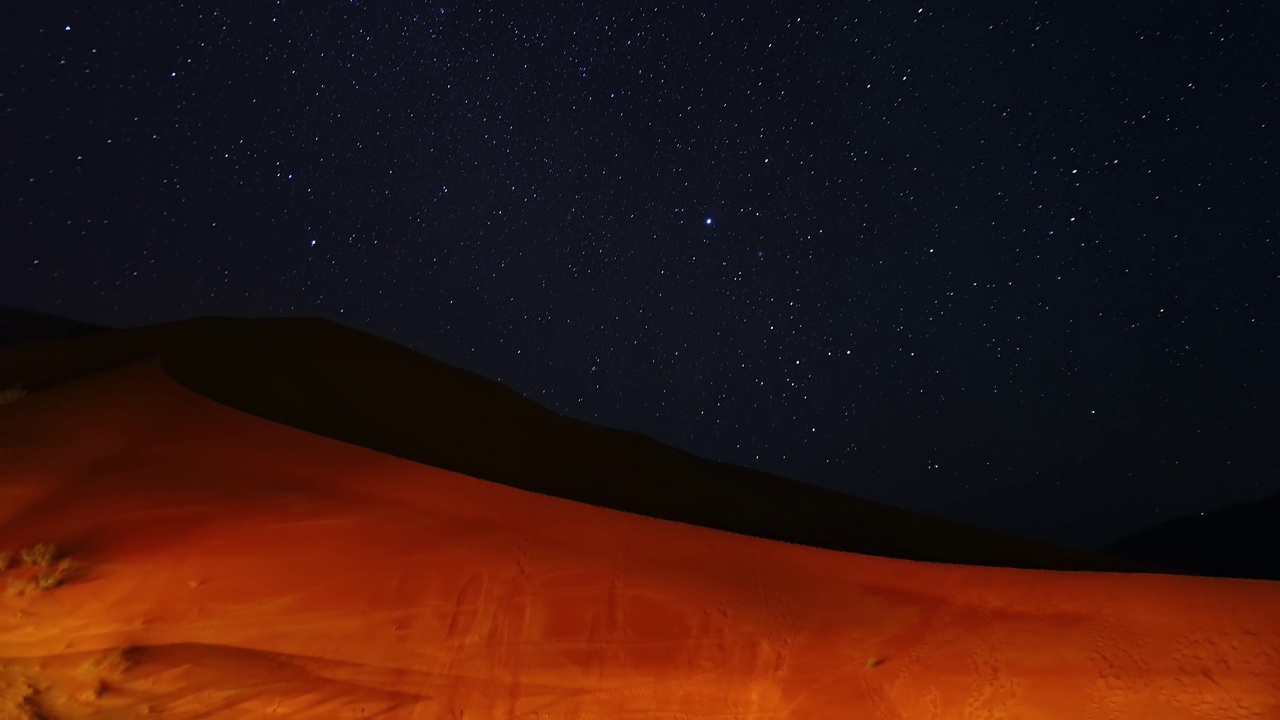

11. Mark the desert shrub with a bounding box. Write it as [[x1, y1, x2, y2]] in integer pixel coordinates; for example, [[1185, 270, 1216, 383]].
[[83, 647, 135, 676], [36, 560, 72, 591], [0, 384, 27, 405], [19, 543, 56, 568]]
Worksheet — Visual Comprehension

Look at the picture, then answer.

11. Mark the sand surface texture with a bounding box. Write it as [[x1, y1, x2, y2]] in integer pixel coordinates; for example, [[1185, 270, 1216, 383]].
[[1, 360, 1277, 718]]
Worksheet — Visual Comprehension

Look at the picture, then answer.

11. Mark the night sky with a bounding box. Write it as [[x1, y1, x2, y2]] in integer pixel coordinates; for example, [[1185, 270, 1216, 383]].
[[3, 2, 1277, 548]]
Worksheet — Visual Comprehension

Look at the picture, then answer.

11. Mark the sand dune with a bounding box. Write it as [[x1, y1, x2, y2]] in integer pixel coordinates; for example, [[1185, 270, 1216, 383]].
[[0, 315, 1153, 573], [1, 356, 1277, 718]]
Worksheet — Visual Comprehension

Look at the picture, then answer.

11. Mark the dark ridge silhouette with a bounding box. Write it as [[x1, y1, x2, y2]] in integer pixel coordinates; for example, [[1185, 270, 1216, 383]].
[[0, 313, 1161, 572], [0, 305, 112, 348], [1101, 491, 1280, 581]]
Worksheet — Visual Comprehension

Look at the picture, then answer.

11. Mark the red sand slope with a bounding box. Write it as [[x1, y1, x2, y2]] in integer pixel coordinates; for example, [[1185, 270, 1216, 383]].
[[0, 360, 1277, 719]]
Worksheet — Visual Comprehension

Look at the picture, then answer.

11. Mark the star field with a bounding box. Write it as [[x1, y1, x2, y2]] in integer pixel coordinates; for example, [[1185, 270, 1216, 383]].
[[3, 2, 1277, 547]]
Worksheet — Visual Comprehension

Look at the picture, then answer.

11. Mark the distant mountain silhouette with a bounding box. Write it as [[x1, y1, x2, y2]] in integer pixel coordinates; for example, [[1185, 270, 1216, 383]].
[[0, 314, 1160, 573], [1101, 492, 1280, 580], [0, 305, 111, 348]]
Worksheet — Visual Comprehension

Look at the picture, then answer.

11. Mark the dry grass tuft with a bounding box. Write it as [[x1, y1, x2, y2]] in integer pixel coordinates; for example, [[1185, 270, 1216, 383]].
[[76, 647, 141, 704], [35, 560, 73, 591], [82, 647, 136, 677], [18, 543, 56, 569], [3, 545, 76, 596]]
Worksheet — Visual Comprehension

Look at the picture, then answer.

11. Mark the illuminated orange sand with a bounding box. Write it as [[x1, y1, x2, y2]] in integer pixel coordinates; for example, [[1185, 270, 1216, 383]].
[[1, 360, 1277, 719]]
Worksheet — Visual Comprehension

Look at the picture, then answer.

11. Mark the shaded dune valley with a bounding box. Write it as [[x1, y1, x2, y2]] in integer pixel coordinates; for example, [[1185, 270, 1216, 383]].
[[1, 316, 1278, 719]]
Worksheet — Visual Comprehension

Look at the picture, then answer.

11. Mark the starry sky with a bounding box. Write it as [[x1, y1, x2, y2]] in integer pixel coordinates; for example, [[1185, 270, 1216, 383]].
[[3, 2, 1277, 548]]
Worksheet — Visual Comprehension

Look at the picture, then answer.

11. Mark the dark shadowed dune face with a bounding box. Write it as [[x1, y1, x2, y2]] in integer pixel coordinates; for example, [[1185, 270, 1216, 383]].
[[1102, 491, 1280, 581], [2, 314, 1148, 573]]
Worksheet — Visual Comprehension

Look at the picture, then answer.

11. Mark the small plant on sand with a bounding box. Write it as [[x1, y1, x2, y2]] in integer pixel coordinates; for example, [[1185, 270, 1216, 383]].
[[82, 646, 135, 677], [866, 658, 880, 669], [19, 543, 56, 569], [0, 383, 27, 405], [4, 545, 75, 596], [35, 560, 73, 591]]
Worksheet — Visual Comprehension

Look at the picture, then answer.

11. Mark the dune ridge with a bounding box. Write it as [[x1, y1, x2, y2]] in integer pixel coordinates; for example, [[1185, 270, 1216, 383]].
[[0, 315, 1154, 573], [0, 352, 1277, 717]]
